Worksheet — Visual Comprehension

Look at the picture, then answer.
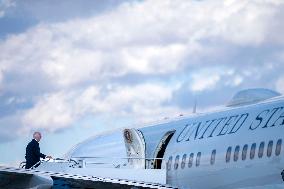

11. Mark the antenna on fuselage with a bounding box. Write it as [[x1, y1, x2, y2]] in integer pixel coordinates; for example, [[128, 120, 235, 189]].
[[193, 97, 197, 113]]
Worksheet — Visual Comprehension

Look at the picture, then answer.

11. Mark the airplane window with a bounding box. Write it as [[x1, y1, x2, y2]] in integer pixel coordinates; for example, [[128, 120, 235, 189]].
[[211, 150, 216, 165], [196, 152, 201, 167], [234, 146, 240, 161], [174, 155, 180, 170], [181, 154, 187, 169], [226, 147, 232, 163], [276, 139, 282, 156], [242, 144, 248, 160], [267, 141, 273, 157], [167, 156, 173, 171], [250, 143, 256, 159], [188, 153, 194, 168], [258, 142, 265, 158]]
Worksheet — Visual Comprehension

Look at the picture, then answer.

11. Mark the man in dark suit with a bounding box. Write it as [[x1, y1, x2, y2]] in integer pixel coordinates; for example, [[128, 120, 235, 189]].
[[25, 132, 52, 169]]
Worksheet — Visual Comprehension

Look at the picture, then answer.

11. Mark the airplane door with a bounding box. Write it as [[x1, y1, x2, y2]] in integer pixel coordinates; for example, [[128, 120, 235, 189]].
[[123, 129, 146, 169], [153, 130, 175, 169]]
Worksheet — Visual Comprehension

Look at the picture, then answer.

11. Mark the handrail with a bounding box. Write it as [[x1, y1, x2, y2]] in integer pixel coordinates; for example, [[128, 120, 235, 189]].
[[85, 162, 117, 167], [30, 160, 42, 169], [27, 157, 79, 169], [24, 156, 164, 169], [19, 161, 26, 169]]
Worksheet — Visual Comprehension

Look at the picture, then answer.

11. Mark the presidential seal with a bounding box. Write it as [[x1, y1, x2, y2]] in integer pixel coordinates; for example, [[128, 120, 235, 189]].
[[124, 129, 133, 143]]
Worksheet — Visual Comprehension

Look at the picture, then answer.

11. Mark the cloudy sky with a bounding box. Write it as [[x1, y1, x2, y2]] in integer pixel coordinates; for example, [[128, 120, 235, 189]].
[[0, 0, 284, 166]]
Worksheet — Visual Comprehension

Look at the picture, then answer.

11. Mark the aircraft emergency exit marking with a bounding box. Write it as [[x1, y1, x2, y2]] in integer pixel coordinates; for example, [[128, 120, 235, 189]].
[[177, 106, 284, 143]]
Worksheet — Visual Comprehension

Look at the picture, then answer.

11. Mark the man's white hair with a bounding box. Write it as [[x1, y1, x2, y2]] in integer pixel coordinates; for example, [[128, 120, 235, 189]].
[[33, 132, 41, 138]]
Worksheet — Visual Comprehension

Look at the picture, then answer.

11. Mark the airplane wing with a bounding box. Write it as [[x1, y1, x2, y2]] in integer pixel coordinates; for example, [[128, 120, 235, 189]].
[[0, 167, 52, 189], [0, 166, 177, 189]]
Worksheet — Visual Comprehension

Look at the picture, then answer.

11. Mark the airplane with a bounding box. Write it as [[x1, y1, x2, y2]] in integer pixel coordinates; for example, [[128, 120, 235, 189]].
[[1, 88, 284, 189]]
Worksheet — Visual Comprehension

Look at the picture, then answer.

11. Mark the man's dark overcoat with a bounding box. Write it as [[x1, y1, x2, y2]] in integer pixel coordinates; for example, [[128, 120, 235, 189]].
[[25, 139, 46, 169]]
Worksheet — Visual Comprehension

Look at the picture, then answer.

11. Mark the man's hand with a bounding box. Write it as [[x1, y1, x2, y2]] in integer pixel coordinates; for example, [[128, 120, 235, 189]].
[[46, 155, 53, 159]]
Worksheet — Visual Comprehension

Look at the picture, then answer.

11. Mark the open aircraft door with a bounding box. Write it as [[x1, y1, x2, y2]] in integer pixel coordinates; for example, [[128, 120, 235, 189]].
[[123, 128, 175, 169], [123, 129, 146, 169], [153, 130, 175, 169]]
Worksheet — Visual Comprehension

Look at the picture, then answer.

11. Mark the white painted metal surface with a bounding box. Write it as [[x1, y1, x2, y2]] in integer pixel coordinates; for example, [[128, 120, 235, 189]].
[[36, 160, 166, 184], [227, 88, 281, 107], [123, 129, 146, 169], [0, 166, 175, 189]]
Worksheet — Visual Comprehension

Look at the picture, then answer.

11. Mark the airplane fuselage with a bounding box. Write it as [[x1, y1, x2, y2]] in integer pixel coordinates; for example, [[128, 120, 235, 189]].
[[162, 96, 284, 189]]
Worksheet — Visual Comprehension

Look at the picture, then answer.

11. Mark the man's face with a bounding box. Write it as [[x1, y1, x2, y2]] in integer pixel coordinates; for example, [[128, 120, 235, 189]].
[[38, 134, 42, 142]]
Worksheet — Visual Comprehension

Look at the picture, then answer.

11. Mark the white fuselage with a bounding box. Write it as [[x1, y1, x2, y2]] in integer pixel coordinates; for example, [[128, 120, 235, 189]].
[[161, 96, 284, 189]]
